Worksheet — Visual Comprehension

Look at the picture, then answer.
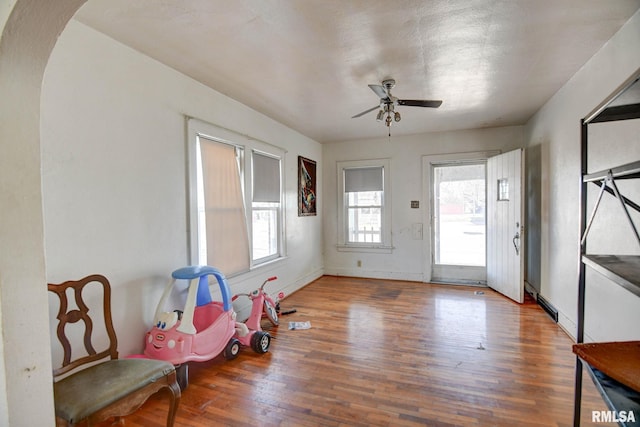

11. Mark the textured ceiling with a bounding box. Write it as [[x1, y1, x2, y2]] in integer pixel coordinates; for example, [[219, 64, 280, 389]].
[[75, 0, 640, 143]]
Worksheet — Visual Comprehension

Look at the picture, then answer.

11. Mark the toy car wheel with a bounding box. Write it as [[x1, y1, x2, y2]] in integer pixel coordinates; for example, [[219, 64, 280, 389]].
[[251, 331, 271, 354], [224, 338, 240, 360], [264, 299, 279, 326]]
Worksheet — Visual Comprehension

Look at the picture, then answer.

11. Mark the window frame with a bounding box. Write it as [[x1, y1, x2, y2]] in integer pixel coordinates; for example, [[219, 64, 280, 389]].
[[337, 159, 392, 253], [187, 118, 285, 274]]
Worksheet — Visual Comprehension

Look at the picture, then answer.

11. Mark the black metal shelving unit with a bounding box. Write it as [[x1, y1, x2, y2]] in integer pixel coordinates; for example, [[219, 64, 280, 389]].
[[573, 70, 640, 426]]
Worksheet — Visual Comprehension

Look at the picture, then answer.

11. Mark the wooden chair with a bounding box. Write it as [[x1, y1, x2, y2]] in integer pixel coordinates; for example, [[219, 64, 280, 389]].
[[48, 274, 180, 426]]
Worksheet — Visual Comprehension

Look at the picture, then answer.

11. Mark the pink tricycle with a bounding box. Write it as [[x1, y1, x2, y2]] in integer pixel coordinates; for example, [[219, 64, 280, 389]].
[[232, 275, 281, 330], [143, 266, 279, 388]]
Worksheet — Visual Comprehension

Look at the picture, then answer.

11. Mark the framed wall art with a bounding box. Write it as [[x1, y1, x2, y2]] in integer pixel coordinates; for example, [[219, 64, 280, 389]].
[[298, 156, 317, 216]]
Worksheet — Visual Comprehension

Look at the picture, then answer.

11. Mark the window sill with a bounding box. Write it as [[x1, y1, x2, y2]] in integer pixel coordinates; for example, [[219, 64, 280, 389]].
[[251, 255, 288, 270], [336, 244, 394, 254], [224, 256, 288, 281]]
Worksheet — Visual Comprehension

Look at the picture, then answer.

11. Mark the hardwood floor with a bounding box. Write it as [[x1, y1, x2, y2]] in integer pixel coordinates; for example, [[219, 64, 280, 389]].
[[96, 276, 608, 426]]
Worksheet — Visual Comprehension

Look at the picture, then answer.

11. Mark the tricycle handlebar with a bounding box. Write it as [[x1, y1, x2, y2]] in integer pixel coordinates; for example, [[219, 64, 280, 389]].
[[233, 276, 278, 301], [260, 276, 278, 290]]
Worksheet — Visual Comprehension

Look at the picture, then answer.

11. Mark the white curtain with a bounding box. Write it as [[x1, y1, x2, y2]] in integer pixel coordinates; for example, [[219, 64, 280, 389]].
[[199, 138, 250, 275]]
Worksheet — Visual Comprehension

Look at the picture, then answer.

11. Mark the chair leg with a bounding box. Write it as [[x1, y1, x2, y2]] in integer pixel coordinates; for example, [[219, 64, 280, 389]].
[[166, 381, 181, 427]]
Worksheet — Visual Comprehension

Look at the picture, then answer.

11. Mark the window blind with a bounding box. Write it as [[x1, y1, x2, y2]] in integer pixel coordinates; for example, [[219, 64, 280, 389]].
[[253, 152, 281, 202], [344, 166, 383, 192]]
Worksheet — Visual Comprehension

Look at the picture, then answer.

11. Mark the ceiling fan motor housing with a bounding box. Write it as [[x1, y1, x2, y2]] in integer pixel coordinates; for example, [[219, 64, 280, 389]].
[[382, 79, 396, 91]]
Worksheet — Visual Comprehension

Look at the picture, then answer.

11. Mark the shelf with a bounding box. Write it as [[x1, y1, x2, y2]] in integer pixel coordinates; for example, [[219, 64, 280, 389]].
[[586, 75, 640, 124], [575, 70, 640, 427], [574, 342, 640, 426], [574, 341, 640, 392], [584, 365, 640, 427], [582, 255, 640, 298], [584, 161, 640, 183], [590, 103, 640, 123]]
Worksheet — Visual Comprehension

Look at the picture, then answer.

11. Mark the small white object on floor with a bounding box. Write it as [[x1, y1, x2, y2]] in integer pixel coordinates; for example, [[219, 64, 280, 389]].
[[288, 321, 311, 330]]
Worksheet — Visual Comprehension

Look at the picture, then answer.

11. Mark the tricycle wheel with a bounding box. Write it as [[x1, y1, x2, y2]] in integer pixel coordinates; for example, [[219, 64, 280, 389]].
[[224, 338, 241, 360], [251, 331, 271, 354], [176, 363, 189, 390], [264, 299, 279, 326]]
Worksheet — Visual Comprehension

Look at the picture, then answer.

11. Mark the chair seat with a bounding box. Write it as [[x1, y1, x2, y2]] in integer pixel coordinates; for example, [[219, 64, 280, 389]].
[[54, 358, 175, 423]]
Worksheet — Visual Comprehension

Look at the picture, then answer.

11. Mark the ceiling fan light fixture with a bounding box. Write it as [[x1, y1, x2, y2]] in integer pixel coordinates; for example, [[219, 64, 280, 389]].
[[351, 78, 442, 130]]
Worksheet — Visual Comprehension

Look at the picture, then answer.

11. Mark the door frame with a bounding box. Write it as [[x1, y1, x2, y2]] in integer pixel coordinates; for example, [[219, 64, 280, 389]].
[[422, 151, 500, 284]]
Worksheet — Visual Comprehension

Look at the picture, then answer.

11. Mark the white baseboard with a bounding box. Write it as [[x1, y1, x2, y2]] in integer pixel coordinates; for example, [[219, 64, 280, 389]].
[[323, 268, 423, 282], [282, 267, 324, 298], [558, 311, 577, 341]]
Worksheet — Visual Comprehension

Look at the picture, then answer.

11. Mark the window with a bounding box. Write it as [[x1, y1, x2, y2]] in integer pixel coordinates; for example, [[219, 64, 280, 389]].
[[432, 162, 486, 267], [497, 178, 509, 201], [188, 119, 284, 275], [337, 159, 392, 252], [251, 151, 281, 263], [196, 138, 250, 275], [345, 167, 383, 243]]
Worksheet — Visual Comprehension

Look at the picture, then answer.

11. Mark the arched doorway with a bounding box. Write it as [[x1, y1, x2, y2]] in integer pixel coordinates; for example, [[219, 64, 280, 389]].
[[0, 2, 85, 424]]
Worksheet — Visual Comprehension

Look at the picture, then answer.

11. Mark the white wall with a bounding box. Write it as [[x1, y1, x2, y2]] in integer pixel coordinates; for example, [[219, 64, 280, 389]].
[[41, 19, 323, 360], [524, 10, 640, 341], [323, 126, 523, 281]]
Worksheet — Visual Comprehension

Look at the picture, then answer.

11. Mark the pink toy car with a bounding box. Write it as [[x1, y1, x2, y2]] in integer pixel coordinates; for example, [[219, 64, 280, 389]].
[[144, 266, 272, 388]]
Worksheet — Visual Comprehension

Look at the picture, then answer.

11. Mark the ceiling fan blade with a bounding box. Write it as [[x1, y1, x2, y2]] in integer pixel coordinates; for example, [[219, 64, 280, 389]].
[[352, 105, 381, 118], [368, 84, 389, 100], [397, 99, 442, 108]]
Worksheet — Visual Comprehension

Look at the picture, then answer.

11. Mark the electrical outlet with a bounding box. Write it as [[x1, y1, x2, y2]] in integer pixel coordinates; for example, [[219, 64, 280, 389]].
[[357, 260, 362, 267]]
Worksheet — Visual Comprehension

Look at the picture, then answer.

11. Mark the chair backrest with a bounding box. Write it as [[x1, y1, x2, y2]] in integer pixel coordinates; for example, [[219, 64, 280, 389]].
[[48, 274, 119, 378]]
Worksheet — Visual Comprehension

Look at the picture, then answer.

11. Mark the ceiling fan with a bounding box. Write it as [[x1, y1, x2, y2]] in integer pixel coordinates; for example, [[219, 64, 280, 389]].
[[352, 78, 442, 127]]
